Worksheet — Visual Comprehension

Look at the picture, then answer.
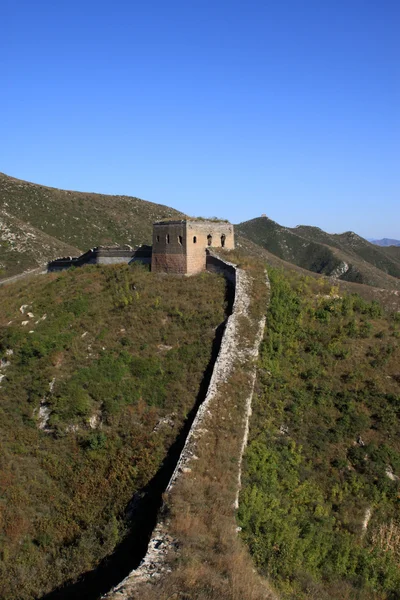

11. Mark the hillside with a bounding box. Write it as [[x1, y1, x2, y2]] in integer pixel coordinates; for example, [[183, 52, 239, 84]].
[[295, 226, 400, 280], [381, 246, 400, 262], [0, 263, 227, 599], [239, 267, 400, 599], [0, 210, 81, 278], [237, 217, 400, 290], [0, 172, 183, 279]]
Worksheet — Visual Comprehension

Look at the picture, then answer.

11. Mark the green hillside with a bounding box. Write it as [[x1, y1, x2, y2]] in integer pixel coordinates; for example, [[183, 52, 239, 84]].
[[237, 217, 343, 276], [239, 268, 400, 600], [381, 246, 400, 261], [295, 226, 400, 280], [237, 217, 400, 290], [0, 264, 227, 599], [0, 172, 184, 279]]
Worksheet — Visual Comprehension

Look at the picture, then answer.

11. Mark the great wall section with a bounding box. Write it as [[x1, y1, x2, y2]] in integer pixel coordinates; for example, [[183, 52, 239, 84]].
[[102, 252, 270, 599]]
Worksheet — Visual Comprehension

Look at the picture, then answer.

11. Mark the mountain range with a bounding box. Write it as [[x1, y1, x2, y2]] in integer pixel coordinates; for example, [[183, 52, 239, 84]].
[[1, 172, 400, 293]]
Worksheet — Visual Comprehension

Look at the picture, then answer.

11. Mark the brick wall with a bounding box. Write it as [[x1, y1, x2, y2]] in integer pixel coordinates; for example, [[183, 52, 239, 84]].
[[151, 221, 187, 274], [186, 221, 234, 275], [152, 220, 234, 275]]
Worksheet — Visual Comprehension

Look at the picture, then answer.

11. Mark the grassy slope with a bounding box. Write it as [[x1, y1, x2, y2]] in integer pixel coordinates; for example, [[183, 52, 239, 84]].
[[381, 246, 400, 261], [0, 264, 226, 599], [294, 226, 400, 280], [0, 210, 81, 278], [236, 234, 400, 313], [0, 172, 184, 279], [237, 217, 343, 275], [237, 218, 400, 290], [239, 268, 400, 600]]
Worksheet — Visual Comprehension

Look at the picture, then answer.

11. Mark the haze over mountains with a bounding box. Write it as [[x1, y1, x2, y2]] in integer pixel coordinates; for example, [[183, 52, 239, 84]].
[[1, 172, 400, 293], [369, 238, 400, 247]]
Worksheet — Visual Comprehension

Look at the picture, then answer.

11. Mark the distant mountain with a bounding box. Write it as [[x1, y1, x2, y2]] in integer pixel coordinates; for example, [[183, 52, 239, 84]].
[[0, 172, 184, 279], [369, 238, 400, 247], [236, 216, 400, 290]]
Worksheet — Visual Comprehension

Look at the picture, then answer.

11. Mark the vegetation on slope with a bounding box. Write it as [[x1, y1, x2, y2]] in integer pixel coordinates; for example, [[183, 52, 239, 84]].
[[236, 234, 400, 315], [237, 217, 400, 290], [0, 172, 183, 279], [295, 226, 400, 280], [239, 268, 400, 599], [237, 217, 343, 276], [0, 211, 80, 279], [381, 246, 400, 261], [0, 264, 226, 599]]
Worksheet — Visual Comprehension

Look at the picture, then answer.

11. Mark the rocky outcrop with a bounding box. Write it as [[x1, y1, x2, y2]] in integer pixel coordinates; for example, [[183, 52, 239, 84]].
[[330, 261, 349, 278]]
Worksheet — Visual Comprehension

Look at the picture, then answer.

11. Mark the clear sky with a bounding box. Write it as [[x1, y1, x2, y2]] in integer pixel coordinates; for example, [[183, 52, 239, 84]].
[[2, 0, 399, 238]]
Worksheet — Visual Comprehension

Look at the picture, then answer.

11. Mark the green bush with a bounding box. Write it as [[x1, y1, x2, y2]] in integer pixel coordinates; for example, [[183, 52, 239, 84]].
[[240, 268, 400, 599]]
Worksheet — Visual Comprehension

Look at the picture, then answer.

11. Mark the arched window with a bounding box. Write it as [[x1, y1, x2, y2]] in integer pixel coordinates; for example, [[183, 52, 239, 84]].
[[207, 234, 212, 246], [178, 235, 183, 245], [221, 234, 226, 247], [166, 234, 170, 244], [193, 236, 197, 243], [156, 235, 160, 242]]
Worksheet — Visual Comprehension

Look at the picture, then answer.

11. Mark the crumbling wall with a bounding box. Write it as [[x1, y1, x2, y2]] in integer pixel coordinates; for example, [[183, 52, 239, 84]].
[[103, 255, 268, 599], [47, 246, 152, 272], [206, 250, 236, 282]]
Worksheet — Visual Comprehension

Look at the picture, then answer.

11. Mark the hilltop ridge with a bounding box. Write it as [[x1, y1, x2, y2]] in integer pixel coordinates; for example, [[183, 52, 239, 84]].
[[237, 216, 400, 290]]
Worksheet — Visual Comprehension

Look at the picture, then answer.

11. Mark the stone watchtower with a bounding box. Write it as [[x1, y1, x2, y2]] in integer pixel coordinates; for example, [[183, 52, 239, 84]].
[[151, 219, 234, 275]]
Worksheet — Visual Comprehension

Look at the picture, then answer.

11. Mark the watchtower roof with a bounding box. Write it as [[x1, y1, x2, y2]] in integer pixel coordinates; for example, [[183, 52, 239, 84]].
[[154, 218, 230, 226]]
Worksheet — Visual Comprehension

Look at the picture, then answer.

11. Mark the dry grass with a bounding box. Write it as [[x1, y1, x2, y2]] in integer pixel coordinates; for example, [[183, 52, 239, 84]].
[[371, 520, 400, 563]]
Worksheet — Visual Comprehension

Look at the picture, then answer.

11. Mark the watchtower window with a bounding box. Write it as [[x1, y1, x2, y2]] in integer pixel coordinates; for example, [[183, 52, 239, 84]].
[[193, 236, 197, 243], [221, 234, 226, 247], [207, 234, 212, 246], [166, 234, 170, 244], [156, 235, 160, 242], [178, 235, 183, 245]]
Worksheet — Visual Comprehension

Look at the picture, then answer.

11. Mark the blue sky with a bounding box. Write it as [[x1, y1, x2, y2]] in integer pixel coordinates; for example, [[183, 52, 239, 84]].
[[2, 0, 399, 238]]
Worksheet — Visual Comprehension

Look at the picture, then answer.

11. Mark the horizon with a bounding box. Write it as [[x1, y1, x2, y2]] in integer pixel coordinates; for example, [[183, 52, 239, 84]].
[[2, 0, 399, 239]]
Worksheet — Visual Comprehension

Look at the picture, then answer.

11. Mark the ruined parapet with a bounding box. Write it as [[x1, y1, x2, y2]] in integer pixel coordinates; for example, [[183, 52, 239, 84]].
[[206, 249, 236, 282], [47, 245, 152, 272], [151, 219, 234, 275]]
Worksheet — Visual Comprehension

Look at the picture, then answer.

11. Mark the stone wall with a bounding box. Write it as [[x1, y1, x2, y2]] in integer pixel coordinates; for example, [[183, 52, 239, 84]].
[[151, 220, 235, 275], [103, 254, 268, 599], [206, 250, 236, 282], [47, 246, 152, 272]]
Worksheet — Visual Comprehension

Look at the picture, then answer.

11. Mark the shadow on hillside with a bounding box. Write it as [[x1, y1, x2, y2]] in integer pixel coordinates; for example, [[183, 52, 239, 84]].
[[40, 280, 234, 600]]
